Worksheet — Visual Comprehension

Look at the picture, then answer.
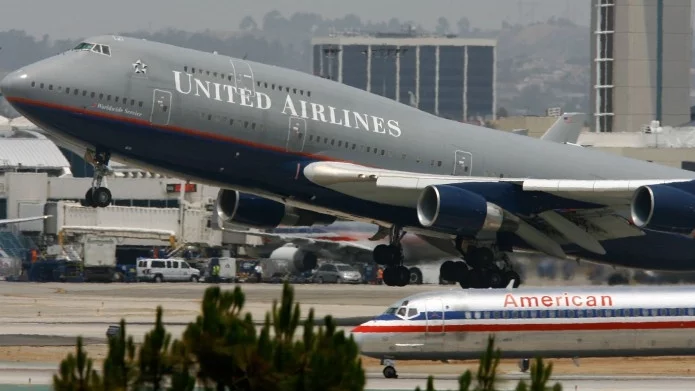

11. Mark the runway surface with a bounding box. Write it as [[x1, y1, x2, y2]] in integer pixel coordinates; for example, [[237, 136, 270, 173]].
[[0, 281, 693, 389]]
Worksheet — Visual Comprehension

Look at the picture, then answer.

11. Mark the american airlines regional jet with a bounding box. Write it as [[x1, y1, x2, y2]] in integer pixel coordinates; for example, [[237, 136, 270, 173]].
[[353, 285, 695, 378], [3, 36, 695, 289]]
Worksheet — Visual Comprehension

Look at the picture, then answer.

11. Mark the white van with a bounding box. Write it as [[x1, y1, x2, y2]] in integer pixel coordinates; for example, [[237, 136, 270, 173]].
[[136, 258, 200, 282]]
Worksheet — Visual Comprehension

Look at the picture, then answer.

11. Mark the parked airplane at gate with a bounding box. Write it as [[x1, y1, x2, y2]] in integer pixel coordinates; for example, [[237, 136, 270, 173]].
[[5, 35, 695, 289], [352, 285, 695, 378]]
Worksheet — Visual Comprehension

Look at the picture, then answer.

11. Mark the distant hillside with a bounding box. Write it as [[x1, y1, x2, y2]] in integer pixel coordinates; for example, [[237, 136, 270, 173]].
[[496, 20, 589, 64]]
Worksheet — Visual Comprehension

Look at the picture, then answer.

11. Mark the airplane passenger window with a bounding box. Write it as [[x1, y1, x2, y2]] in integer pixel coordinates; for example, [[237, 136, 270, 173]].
[[31, 81, 35, 87], [316, 136, 321, 142], [331, 139, 335, 146], [82, 90, 87, 96], [308, 91, 311, 97], [324, 138, 328, 144], [184, 66, 188, 72], [278, 85, 283, 91], [199, 69, 203, 74], [115, 97, 119, 103], [286, 87, 290, 93], [437, 161, 442, 167], [214, 72, 218, 77], [206, 70, 210, 75], [66, 88, 70, 94], [381, 150, 385, 156], [300, 90, 304, 95], [352, 144, 356, 150], [293, 88, 297, 94], [207, 114, 212, 121], [251, 123, 256, 130], [40, 83, 44, 88], [366, 147, 371, 152], [99, 93, 103, 99], [272, 84, 275, 89], [90, 92, 95, 98], [264, 82, 268, 88], [374, 148, 378, 154], [309, 135, 314, 141], [49, 84, 53, 90], [229, 119, 234, 126], [139, 101, 143, 107], [244, 121, 249, 128], [130, 99, 135, 105], [191, 67, 196, 73], [107, 95, 111, 101], [74, 89, 79, 95]]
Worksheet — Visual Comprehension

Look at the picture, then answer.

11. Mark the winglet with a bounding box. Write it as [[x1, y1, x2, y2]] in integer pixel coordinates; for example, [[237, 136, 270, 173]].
[[541, 113, 585, 144], [506, 279, 516, 290]]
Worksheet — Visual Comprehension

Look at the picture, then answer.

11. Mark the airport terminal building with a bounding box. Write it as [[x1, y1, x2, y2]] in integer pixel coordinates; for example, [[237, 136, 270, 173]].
[[311, 33, 497, 121]]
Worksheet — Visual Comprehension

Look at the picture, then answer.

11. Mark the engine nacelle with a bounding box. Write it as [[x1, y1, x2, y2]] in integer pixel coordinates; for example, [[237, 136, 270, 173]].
[[215, 189, 336, 229], [416, 185, 518, 236], [630, 184, 695, 234], [268, 246, 318, 273]]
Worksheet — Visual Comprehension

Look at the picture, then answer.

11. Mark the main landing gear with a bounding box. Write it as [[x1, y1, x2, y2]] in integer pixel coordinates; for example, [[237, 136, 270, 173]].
[[84, 148, 113, 208], [439, 236, 522, 289], [373, 225, 410, 287]]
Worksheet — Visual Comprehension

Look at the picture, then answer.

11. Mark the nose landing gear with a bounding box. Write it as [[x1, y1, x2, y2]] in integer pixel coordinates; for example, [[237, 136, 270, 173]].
[[373, 225, 410, 287], [84, 148, 113, 208]]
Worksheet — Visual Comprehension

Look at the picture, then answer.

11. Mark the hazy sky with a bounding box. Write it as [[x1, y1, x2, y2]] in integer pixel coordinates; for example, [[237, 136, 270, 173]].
[[0, 0, 591, 39]]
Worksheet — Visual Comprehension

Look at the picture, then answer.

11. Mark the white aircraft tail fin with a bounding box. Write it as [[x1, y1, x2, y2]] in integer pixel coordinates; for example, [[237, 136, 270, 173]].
[[541, 112, 585, 144]]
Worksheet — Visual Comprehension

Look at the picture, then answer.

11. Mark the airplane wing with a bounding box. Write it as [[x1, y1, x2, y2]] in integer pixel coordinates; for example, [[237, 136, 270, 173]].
[[302, 161, 695, 258], [0, 215, 50, 225], [540, 113, 585, 144], [220, 228, 375, 253]]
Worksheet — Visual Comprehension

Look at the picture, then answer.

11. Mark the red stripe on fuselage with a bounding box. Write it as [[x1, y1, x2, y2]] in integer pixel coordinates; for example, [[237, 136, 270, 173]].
[[6, 97, 363, 166], [352, 320, 695, 334]]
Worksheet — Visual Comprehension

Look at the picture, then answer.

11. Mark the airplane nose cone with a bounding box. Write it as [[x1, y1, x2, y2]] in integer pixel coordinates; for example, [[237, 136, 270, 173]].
[[0, 74, 11, 96], [0, 71, 23, 98]]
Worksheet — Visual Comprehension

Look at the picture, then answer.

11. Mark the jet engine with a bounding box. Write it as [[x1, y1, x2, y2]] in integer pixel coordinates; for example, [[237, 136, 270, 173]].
[[416, 185, 518, 236], [268, 246, 319, 273], [630, 184, 695, 234], [215, 189, 336, 229]]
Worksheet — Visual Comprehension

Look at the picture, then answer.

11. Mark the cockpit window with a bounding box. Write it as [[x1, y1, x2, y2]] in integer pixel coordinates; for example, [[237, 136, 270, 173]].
[[73, 42, 95, 51], [73, 42, 111, 56], [396, 307, 407, 317], [384, 307, 397, 315], [407, 308, 418, 317]]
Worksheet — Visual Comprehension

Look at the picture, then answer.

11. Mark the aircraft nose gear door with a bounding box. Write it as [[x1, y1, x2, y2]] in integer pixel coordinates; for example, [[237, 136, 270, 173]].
[[425, 299, 445, 348], [453, 150, 473, 176], [230, 60, 256, 97], [150, 89, 172, 126], [286, 117, 308, 152]]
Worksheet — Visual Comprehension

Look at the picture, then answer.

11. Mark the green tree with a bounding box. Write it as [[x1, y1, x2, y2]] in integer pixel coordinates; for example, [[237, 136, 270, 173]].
[[102, 319, 137, 391], [53, 336, 102, 391], [137, 306, 173, 390]]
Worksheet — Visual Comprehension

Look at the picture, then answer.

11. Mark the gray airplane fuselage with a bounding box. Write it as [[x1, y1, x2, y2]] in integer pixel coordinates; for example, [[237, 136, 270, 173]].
[[4, 35, 695, 270]]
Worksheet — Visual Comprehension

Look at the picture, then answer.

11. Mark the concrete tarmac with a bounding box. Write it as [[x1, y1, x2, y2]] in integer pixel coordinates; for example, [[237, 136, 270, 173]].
[[0, 281, 694, 389]]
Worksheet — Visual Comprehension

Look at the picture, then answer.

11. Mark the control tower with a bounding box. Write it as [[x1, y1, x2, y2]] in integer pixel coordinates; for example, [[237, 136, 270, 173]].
[[590, 0, 692, 132]]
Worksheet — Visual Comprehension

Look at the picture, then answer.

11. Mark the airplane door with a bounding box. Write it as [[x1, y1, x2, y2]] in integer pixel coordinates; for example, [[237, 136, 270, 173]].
[[150, 89, 172, 126], [453, 150, 473, 176], [230, 60, 256, 97], [286, 117, 308, 152], [425, 299, 445, 335]]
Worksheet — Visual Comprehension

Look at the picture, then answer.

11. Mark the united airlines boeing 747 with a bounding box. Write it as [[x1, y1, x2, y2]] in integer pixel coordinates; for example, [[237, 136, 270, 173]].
[[3, 36, 695, 289]]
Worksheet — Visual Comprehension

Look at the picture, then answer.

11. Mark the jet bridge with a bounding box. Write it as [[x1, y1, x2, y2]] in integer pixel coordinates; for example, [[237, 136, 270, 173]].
[[57, 226, 176, 282]]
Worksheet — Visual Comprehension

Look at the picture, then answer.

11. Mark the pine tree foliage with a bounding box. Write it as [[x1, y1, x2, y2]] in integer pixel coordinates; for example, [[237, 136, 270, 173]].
[[53, 336, 102, 391]]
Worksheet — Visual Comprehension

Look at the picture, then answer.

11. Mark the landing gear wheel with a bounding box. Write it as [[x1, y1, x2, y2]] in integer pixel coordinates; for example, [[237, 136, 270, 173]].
[[408, 267, 423, 285], [383, 365, 397, 379], [383, 267, 396, 286], [440, 260, 456, 282], [373, 244, 400, 266], [92, 187, 112, 208], [487, 268, 505, 288], [84, 188, 95, 208], [395, 266, 409, 287]]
